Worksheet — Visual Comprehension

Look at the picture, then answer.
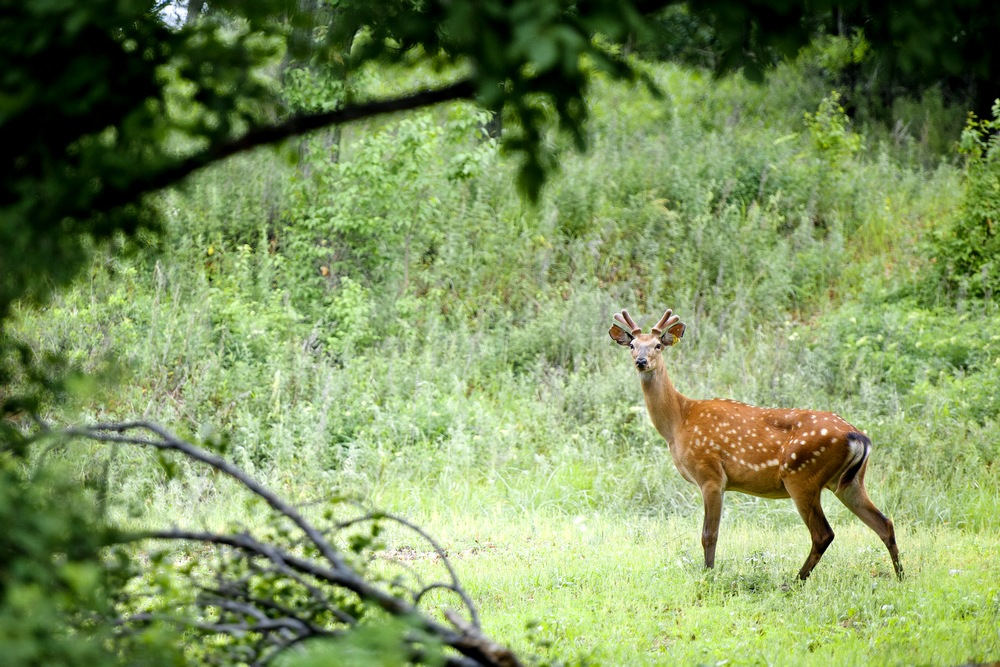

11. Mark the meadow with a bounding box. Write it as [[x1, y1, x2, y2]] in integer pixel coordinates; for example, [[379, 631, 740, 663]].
[[11, 52, 1000, 665]]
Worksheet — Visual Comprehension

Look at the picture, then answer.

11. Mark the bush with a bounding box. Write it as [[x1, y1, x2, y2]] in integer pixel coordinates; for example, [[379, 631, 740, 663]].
[[279, 108, 496, 324], [804, 299, 1000, 424], [924, 100, 1000, 300], [0, 454, 183, 666]]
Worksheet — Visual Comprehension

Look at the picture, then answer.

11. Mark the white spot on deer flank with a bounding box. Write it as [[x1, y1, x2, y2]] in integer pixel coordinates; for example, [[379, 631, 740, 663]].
[[820, 428, 828, 436]]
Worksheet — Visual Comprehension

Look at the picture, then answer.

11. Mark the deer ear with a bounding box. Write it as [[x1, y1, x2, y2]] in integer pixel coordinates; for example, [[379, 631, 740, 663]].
[[609, 324, 633, 347], [661, 322, 686, 346]]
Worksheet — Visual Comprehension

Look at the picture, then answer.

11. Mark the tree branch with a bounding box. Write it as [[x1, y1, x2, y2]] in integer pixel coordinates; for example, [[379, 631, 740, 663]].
[[336, 509, 480, 628], [126, 528, 519, 666], [55, 421, 524, 667], [66, 422, 351, 572], [97, 79, 477, 213]]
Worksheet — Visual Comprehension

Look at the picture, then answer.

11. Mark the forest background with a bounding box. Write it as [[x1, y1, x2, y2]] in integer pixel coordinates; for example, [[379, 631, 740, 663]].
[[2, 1, 999, 665]]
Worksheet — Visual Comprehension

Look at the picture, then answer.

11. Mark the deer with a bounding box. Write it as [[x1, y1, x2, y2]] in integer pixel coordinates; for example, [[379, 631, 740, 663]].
[[609, 308, 902, 581]]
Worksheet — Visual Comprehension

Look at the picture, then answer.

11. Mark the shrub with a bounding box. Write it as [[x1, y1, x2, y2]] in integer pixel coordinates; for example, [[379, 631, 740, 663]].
[[925, 100, 1000, 300], [0, 455, 183, 666], [804, 300, 1000, 424]]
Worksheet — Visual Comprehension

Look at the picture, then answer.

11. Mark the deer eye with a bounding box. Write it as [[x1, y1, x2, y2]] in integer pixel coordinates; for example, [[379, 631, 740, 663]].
[[629, 342, 634, 350], [655, 343, 662, 350]]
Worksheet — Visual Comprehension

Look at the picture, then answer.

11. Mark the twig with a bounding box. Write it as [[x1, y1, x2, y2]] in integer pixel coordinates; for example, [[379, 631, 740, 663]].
[[64, 421, 350, 573]]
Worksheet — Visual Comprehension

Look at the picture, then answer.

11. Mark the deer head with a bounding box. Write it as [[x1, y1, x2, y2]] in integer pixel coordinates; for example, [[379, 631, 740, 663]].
[[608, 309, 686, 373]]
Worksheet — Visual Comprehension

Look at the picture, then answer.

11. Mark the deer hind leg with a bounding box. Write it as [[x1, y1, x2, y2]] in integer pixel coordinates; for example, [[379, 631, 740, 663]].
[[788, 487, 835, 580], [834, 464, 903, 579], [699, 482, 724, 569]]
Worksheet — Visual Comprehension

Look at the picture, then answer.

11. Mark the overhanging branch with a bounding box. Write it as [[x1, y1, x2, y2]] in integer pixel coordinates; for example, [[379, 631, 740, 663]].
[[96, 78, 478, 213]]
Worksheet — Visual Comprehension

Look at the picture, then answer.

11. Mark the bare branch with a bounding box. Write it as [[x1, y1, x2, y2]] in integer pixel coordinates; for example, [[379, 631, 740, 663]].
[[204, 582, 354, 629], [336, 509, 480, 628], [125, 611, 338, 644], [56, 421, 524, 667], [64, 421, 350, 573]]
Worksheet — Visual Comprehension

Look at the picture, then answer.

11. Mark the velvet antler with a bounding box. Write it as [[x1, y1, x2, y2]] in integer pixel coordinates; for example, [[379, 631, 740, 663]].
[[613, 309, 642, 336], [650, 309, 679, 336]]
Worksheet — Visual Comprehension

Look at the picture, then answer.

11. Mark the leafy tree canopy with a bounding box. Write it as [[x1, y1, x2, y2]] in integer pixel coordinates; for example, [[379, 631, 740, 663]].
[[638, 2, 1000, 121]]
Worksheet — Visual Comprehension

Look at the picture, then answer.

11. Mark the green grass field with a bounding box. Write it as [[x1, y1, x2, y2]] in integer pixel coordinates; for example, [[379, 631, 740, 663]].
[[119, 397, 999, 666], [421, 512, 1000, 666]]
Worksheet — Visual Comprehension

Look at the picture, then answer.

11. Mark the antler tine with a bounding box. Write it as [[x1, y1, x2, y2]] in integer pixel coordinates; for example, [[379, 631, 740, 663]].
[[650, 309, 679, 335], [615, 310, 642, 336]]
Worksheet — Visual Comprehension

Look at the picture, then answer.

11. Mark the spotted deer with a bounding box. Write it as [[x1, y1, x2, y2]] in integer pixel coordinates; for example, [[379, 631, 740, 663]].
[[609, 308, 902, 580]]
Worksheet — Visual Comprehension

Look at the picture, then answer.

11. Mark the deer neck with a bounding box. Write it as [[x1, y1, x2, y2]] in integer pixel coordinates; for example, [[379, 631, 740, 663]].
[[639, 366, 689, 446]]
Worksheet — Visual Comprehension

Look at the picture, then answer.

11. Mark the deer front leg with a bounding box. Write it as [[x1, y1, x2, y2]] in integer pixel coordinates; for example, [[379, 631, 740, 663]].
[[699, 482, 724, 569]]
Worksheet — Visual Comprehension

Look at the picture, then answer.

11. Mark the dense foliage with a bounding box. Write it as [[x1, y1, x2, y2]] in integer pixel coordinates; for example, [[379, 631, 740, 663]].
[[5, 0, 1000, 325], [0, 456, 184, 666]]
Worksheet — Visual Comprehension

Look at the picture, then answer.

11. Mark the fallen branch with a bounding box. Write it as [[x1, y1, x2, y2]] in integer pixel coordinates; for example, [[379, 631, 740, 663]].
[[55, 421, 522, 667]]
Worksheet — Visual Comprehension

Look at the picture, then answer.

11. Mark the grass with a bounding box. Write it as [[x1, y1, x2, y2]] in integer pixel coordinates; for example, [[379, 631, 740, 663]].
[[369, 507, 1000, 666], [21, 257, 1000, 664], [110, 407, 999, 667], [19, 246, 1000, 665]]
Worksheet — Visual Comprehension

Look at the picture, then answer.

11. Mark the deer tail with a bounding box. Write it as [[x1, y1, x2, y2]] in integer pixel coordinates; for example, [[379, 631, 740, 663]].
[[836, 432, 871, 492]]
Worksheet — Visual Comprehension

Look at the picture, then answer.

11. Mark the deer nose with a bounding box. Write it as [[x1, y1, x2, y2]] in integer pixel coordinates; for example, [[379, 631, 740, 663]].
[[635, 357, 648, 371]]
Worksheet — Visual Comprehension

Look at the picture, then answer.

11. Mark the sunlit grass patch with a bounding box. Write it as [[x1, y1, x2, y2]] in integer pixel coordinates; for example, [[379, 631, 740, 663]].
[[383, 509, 999, 666]]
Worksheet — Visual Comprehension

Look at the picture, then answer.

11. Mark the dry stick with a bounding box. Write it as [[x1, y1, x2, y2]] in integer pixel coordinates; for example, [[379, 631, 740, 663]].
[[204, 580, 350, 630], [61, 422, 522, 667], [65, 421, 350, 572], [125, 613, 343, 667], [128, 529, 459, 642], [128, 527, 512, 666], [126, 612, 334, 639], [240, 548, 357, 626]]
